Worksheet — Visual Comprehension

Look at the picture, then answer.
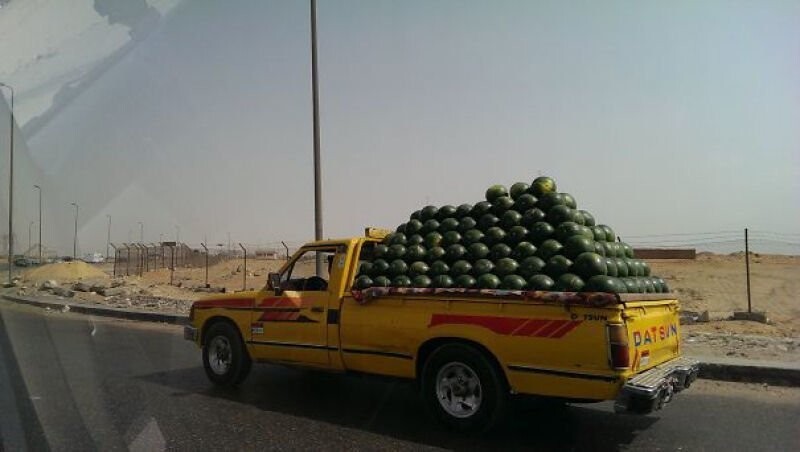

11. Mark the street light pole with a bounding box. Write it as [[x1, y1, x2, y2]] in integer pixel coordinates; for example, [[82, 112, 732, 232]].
[[138, 221, 144, 243], [1, 82, 15, 283], [70, 202, 79, 259], [106, 215, 112, 260], [34, 184, 42, 263], [28, 221, 33, 256], [310, 0, 324, 276]]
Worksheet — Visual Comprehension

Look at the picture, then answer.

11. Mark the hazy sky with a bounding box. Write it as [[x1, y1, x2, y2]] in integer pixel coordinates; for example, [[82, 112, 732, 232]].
[[1, 0, 799, 255]]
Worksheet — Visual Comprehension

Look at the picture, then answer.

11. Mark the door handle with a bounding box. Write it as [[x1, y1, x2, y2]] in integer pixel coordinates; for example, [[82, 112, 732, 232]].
[[310, 306, 324, 313]]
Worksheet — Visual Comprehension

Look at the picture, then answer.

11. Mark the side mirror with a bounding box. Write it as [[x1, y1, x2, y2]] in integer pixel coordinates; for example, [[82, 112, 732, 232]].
[[268, 272, 281, 293]]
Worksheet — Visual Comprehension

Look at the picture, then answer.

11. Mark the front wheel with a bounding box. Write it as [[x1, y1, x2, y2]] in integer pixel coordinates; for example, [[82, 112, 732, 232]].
[[421, 344, 508, 432], [202, 322, 252, 387]]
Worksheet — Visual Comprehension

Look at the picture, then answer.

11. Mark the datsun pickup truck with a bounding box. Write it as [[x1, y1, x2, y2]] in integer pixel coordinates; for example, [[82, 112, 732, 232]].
[[185, 228, 698, 431]]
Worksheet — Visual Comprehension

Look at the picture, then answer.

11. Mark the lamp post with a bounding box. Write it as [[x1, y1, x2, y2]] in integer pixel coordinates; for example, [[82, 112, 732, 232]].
[[310, 0, 324, 276], [138, 221, 144, 243], [33, 184, 42, 262], [28, 221, 34, 256], [106, 215, 112, 260], [1, 82, 15, 282], [70, 202, 79, 259]]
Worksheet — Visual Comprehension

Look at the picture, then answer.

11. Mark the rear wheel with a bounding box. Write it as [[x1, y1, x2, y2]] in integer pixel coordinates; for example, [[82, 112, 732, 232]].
[[421, 344, 508, 432], [202, 322, 251, 386]]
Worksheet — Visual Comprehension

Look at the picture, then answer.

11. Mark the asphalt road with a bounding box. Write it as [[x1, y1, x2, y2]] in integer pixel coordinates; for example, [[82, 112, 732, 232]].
[[1, 301, 798, 451]]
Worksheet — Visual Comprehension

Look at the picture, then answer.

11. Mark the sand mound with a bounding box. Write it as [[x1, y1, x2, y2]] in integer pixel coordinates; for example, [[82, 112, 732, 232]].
[[23, 261, 109, 284]]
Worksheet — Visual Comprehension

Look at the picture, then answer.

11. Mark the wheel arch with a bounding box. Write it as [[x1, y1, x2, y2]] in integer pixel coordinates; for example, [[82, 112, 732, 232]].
[[416, 337, 508, 387]]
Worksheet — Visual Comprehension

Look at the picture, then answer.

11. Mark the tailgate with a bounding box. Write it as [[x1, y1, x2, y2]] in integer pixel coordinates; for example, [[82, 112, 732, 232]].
[[621, 296, 681, 372]]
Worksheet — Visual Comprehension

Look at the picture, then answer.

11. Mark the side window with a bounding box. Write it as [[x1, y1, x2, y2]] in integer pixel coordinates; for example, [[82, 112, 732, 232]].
[[279, 248, 337, 291]]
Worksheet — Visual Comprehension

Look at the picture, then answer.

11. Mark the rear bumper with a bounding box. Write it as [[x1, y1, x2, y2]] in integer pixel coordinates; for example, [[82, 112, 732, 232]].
[[615, 356, 699, 414], [184, 325, 198, 342]]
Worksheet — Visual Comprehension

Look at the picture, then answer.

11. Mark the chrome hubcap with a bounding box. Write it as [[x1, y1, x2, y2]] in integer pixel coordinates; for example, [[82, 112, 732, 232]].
[[208, 336, 232, 375], [436, 362, 482, 418]]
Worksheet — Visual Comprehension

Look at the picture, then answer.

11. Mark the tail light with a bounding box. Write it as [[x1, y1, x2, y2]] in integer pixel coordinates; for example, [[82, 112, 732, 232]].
[[607, 323, 630, 370]]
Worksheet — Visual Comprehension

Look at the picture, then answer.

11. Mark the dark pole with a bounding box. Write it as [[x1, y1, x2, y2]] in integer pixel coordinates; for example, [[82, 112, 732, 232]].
[[34, 185, 42, 263], [28, 221, 33, 255], [201, 243, 209, 287], [106, 215, 112, 261], [281, 241, 290, 261], [745, 228, 752, 314], [110, 244, 118, 276], [310, 0, 324, 276], [1, 83, 14, 283], [70, 202, 79, 259], [239, 243, 247, 291]]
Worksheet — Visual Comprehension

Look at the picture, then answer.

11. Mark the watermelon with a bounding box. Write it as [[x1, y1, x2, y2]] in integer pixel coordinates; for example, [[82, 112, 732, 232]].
[[421, 219, 440, 234], [511, 242, 537, 260], [372, 259, 390, 275], [585, 275, 622, 293], [641, 277, 655, 293], [410, 210, 422, 221], [621, 243, 634, 258], [605, 258, 618, 277], [506, 226, 529, 244], [462, 229, 485, 245], [521, 208, 547, 228], [420, 205, 439, 222], [494, 258, 520, 277], [359, 262, 374, 277], [387, 244, 407, 260], [579, 210, 596, 227], [426, 246, 446, 262], [441, 231, 462, 247], [599, 225, 616, 242], [538, 192, 566, 212], [477, 273, 501, 289], [642, 261, 651, 276], [374, 244, 389, 259], [395, 223, 406, 234], [577, 225, 594, 240], [528, 274, 555, 291], [501, 210, 522, 228], [489, 243, 512, 260], [455, 203, 473, 219], [554, 273, 584, 292], [388, 259, 408, 276], [491, 196, 515, 215], [555, 222, 583, 242], [405, 244, 427, 261], [438, 218, 460, 233], [478, 213, 500, 230], [392, 275, 412, 287], [572, 210, 586, 226], [387, 232, 407, 246], [572, 252, 607, 279], [624, 258, 639, 277], [602, 241, 617, 258], [593, 241, 606, 256], [484, 227, 507, 245], [545, 255, 573, 277], [485, 185, 509, 203], [450, 260, 473, 277], [424, 232, 443, 249], [657, 277, 669, 293], [429, 260, 450, 276], [546, 205, 575, 225], [373, 275, 391, 287], [470, 201, 493, 217], [457, 217, 478, 233], [531, 176, 557, 196], [432, 274, 454, 288], [536, 239, 563, 260], [406, 234, 424, 246], [615, 258, 629, 277], [437, 205, 457, 221], [455, 274, 477, 288], [501, 275, 527, 290], [354, 275, 373, 290], [405, 219, 423, 234], [412, 275, 432, 288], [510, 182, 531, 200], [621, 277, 640, 294], [519, 256, 546, 278], [445, 244, 467, 262], [513, 194, 538, 212], [408, 261, 430, 277], [592, 226, 606, 242], [472, 259, 495, 276], [467, 242, 490, 260], [562, 235, 595, 259], [561, 193, 577, 209], [529, 221, 555, 243]]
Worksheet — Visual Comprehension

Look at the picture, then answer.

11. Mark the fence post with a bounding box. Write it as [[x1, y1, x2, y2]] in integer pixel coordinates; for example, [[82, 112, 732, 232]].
[[124, 244, 131, 276], [110, 243, 118, 277], [281, 241, 290, 261], [169, 245, 175, 285], [745, 228, 752, 314], [239, 243, 247, 291], [201, 243, 209, 288]]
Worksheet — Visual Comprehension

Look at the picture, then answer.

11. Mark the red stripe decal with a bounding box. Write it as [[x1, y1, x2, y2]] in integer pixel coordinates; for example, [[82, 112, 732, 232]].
[[429, 314, 527, 335], [536, 320, 570, 338], [512, 319, 551, 336], [549, 320, 583, 338], [194, 298, 252, 309]]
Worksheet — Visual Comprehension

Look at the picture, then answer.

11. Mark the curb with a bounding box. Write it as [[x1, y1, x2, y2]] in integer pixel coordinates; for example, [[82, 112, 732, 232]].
[[1, 294, 189, 325], [2, 293, 798, 387]]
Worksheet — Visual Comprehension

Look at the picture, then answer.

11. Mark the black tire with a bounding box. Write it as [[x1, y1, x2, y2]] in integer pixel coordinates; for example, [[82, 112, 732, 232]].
[[202, 321, 252, 387], [421, 343, 509, 432]]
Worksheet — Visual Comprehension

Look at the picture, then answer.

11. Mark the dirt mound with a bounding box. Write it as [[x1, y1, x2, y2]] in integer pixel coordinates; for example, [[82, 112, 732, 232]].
[[23, 261, 110, 284]]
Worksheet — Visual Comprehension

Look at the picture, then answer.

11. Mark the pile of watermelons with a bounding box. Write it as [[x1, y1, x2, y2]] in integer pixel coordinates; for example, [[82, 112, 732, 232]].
[[354, 176, 669, 294]]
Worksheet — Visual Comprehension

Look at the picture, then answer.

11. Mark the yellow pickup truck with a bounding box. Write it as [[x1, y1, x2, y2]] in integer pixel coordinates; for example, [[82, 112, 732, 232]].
[[185, 230, 698, 431]]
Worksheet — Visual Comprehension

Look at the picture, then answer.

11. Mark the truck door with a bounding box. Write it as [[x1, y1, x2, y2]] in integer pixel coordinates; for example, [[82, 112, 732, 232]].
[[249, 246, 340, 366]]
